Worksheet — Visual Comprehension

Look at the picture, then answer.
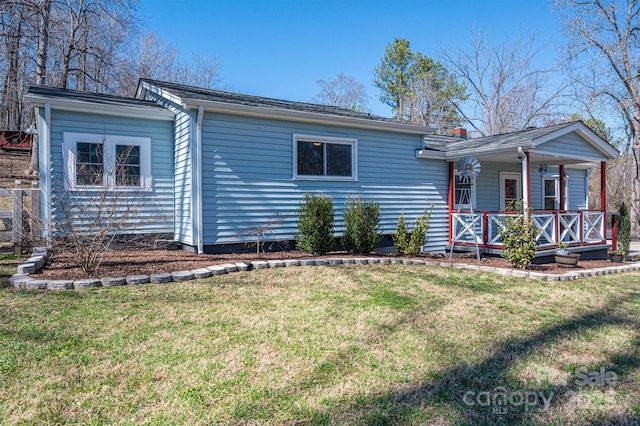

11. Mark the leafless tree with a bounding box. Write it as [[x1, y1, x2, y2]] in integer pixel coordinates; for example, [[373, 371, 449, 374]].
[[555, 0, 640, 230], [0, 0, 31, 131], [441, 29, 567, 136], [117, 32, 223, 95], [311, 73, 368, 112], [405, 62, 463, 133], [0, 0, 223, 177]]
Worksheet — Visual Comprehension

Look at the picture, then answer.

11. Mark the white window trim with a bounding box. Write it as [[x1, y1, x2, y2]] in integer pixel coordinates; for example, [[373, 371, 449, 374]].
[[541, 173, 569, 210], [63, 132, 152, 191], [292, 133, 358, 181], [499, 172, 522, 211], [453, 170, 476, 209]]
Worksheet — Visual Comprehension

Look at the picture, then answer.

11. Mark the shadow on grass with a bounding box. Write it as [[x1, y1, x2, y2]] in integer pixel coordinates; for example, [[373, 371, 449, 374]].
[[303, 291, 640, 425]]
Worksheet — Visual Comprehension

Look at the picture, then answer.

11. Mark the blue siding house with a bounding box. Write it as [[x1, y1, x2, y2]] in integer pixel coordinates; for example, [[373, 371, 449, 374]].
[[25, 80, 619, 257]]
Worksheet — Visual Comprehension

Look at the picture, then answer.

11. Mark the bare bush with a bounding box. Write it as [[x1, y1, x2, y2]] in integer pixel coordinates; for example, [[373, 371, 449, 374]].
[[46, 143, 171, 274]]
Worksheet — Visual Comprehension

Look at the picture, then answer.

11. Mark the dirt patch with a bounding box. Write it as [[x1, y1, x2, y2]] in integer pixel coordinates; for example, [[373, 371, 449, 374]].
[[32, 248, 616, 280]]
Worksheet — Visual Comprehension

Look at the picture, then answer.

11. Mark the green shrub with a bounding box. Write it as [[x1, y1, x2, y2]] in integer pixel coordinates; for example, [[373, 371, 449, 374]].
[[296, 193, 335, 255], [342, 196, 383, 254], [618, 201, 631, 260], [499, 201, 540, 269], [394, 205, 433, 256]]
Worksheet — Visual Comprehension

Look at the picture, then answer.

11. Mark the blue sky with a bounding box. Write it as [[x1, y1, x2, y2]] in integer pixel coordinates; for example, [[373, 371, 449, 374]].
[[138, 0, 562, 117]]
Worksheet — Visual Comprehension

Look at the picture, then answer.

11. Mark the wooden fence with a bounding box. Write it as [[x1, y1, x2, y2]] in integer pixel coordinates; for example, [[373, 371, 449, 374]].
[[0, 181, 41, 254]]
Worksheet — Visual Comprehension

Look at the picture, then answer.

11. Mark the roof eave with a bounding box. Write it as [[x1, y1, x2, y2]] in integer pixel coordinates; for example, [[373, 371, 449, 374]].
[[24, 93, 175, 121], [182, 98, 435, 135], [416, 149, 447, 160], [443, 142, 533, 160], [139, 79, 437, 135]]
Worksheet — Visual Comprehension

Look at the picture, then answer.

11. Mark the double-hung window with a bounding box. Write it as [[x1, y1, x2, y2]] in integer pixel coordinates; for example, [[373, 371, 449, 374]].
[[453, 171, 476, 209], [63, 133, 151, 190], [293, 134, 357, 180], [542, 174, 568, 210]]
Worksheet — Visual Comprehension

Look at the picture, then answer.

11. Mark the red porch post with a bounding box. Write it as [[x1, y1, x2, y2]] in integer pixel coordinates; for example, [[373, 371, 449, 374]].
[[559, 164, 565, 211], [482, 211, 489, 247], [448, 162, 454, 244]]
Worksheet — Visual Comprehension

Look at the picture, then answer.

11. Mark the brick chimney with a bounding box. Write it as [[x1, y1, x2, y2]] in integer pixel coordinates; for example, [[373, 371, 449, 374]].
[[452, 127, 467, 139]]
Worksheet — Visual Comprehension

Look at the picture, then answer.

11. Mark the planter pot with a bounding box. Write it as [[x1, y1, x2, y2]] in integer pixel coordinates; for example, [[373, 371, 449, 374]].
[[555, 253, 580, 268], [610, 253, 624, 263]]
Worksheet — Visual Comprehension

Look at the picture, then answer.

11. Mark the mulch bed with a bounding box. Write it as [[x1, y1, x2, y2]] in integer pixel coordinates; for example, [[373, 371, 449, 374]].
[[32, 248, 617, 280]]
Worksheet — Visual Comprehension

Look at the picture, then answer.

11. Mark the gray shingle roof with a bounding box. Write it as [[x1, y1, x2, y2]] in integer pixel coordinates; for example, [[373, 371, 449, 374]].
[[139, 79, 401, 124], [27, 85, 166, 110], [423, 121, 597, 153]]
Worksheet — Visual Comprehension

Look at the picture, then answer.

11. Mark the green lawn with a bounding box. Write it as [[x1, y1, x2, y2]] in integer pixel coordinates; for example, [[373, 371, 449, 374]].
[[1, 265, 639, 425], [0, 253, 20, 288]]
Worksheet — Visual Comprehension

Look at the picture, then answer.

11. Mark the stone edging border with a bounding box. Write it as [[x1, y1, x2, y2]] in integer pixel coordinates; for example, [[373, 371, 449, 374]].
[[10, 247, 640, 291]]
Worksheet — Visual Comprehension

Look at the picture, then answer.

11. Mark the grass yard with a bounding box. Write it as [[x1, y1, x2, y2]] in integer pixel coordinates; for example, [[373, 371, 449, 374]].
[[1, 265, 639, 425]]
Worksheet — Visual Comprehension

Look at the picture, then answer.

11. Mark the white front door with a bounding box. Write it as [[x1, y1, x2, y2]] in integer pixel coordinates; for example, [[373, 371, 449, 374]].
[[500, 172, 522, 210]]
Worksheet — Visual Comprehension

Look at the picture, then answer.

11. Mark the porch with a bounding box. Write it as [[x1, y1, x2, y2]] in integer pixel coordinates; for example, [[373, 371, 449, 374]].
[[448, 209, 614, 258]]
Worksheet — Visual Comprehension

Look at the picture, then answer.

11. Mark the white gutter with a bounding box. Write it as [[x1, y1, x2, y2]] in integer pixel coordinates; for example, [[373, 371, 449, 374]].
[[585, 167, 593, 209], [24, 94, 175, 121], [195, 106, 204, 254], [183, 99, 435, 135], [415, 149, 447, 160], [445, 143, 533, 159], [518, 147, 529, 211], [40, 103, 52, 246]]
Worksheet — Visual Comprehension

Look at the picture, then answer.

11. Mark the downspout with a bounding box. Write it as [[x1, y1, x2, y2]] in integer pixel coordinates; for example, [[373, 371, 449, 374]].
[[41, 103, 51, 246], [585, 168, 593, 209], [448, 162, 454, 245], [195, 105, 204, 254], [600, 161, 607, 245], [518, 147, 529, 211]]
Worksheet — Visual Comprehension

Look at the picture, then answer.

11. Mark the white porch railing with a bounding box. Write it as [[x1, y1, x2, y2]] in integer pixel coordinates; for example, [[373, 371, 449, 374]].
[[451, 210, 606, 249]]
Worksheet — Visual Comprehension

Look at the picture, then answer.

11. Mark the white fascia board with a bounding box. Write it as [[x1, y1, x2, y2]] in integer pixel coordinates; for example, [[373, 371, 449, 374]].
[[444, 142, 531, 160], [529, 148, 610, 163], [569, 162, 600, 169], [532, 122, 619, 159], [24, 94, 175, 121], [183, 98, 436, 135]]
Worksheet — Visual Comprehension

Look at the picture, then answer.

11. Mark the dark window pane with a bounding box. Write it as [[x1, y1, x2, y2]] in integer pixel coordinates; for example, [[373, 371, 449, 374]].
[[544, 197, 556, 210], [116, 145, 141, 186], [454, 175, 462, 204], [116, 145, 140, 165], [117, 165, 141, 186], [544, 179, 556, 197], [326, 143, 352, 176], [504, 179, 517, 199], [76, 142, 103, 185], [76, 164, 104, 186], [297, 141, 323, 175]]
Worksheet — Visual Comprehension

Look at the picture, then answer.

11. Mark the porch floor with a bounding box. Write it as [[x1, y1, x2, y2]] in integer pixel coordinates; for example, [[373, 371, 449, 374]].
[[446, 243, 611, 262]]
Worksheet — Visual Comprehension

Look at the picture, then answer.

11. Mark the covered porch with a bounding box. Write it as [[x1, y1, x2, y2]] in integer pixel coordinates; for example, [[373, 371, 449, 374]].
[[419, 121, 620, 259], [449, 209, 610, 258]]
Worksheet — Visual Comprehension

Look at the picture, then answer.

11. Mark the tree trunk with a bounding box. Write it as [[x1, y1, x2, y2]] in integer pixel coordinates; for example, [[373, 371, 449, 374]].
[[29, 0, 52, 176]]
